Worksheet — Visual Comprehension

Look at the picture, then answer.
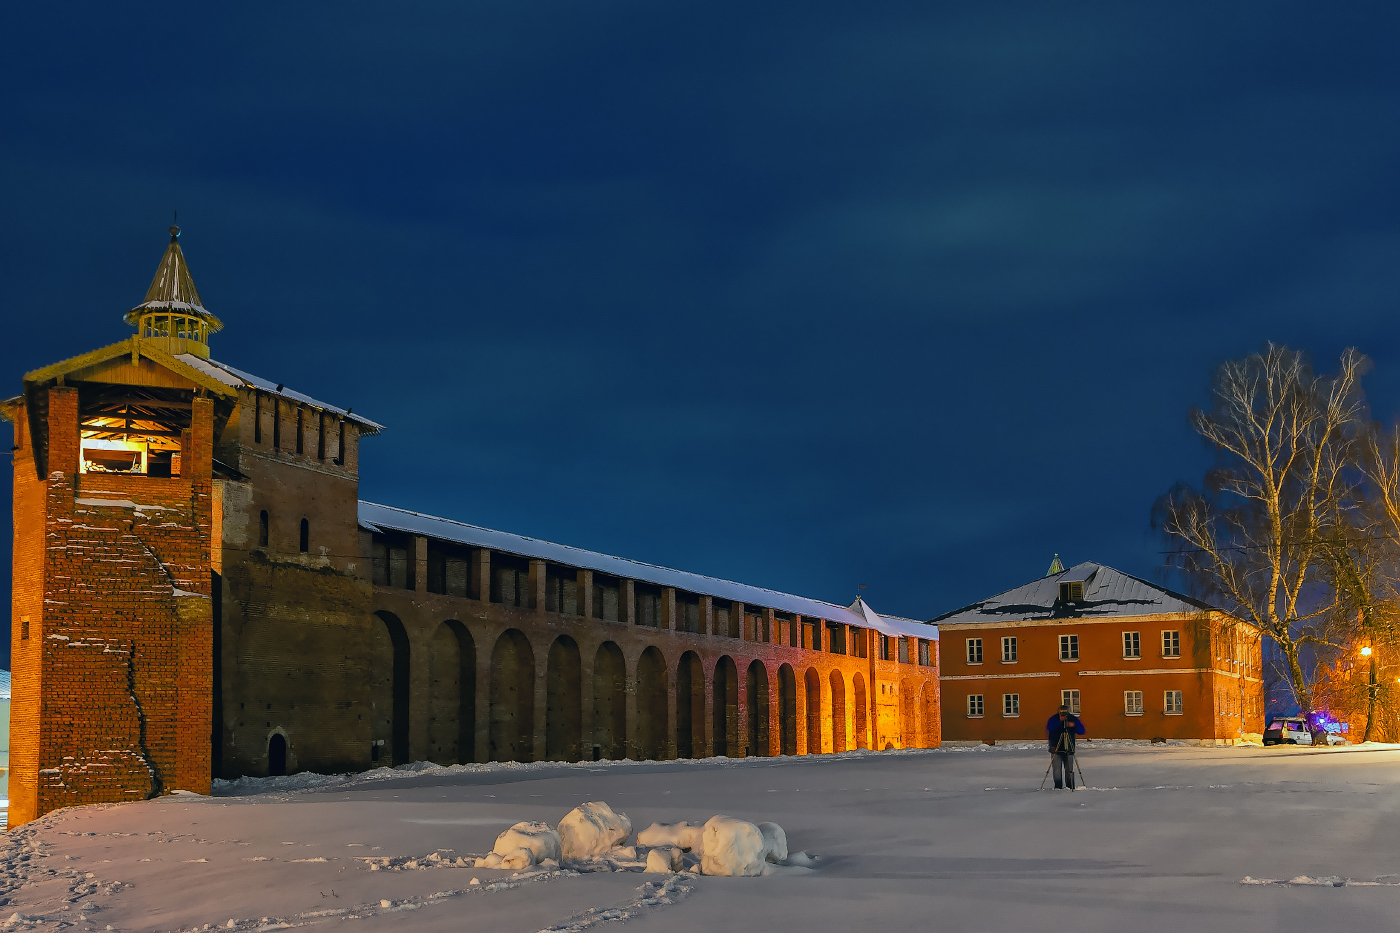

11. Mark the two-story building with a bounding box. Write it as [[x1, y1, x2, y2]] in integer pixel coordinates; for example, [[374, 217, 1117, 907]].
[[935, 560, 1262, 744]]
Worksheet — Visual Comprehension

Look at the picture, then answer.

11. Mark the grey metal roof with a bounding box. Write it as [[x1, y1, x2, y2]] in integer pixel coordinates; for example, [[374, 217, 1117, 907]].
[[178, 354, 384, 434], [932, 561, 1217, 626], [359, 500, 937, 640]]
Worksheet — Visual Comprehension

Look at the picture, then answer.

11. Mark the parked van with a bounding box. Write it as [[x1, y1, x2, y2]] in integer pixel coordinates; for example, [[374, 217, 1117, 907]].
[[1263, 718, 1313, 745]]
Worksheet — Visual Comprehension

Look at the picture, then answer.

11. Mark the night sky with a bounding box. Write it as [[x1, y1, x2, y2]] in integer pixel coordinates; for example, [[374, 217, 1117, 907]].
[[3, 5, 1400, 668]]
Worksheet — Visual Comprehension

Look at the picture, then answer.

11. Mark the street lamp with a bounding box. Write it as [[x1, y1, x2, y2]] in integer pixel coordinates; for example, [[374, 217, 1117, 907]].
[[1360, 644, 1378, 743]]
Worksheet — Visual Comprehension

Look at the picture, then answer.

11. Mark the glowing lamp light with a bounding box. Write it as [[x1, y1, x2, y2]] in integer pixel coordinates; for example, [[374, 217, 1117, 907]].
[[1360, 646, 1373, 657]]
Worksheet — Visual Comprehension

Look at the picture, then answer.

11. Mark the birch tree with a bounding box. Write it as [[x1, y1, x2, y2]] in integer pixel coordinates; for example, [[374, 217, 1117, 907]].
[[1154, 344, 1369, 739]]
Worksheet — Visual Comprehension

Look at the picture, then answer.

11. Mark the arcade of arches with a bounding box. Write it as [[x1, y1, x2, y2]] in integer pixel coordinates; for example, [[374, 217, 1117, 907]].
[[370, 587, 940, 765]]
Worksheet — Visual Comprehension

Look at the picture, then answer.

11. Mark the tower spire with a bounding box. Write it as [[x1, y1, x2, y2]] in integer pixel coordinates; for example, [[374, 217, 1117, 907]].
[[124, 225, 222, 359]]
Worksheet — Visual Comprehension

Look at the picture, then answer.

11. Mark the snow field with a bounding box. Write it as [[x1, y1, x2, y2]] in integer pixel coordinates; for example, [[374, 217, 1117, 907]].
[[5, 744, 1400, 932]]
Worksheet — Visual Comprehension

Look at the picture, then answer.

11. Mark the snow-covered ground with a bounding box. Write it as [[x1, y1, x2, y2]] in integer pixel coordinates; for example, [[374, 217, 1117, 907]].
[[3, 742, 1399, 933]]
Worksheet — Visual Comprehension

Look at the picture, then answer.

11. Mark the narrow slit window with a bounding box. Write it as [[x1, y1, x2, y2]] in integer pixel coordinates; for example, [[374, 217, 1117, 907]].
[[296, 409, 304, 454], [272, 399, 281, 449], [317, 412, 326, 460], [259, 510, 269, 548], [299, 518, 309, 553], [254, 392, 262, 443]]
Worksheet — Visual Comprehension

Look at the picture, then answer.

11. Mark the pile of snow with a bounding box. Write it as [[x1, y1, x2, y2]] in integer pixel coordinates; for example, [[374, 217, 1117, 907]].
[[473, 802, 810, 877], [637, 821, 704, 852], [474, 821, 561, 870], [558, 802, 632, 859], [700, 816, 767, 877], [645, 846, 682, 873]]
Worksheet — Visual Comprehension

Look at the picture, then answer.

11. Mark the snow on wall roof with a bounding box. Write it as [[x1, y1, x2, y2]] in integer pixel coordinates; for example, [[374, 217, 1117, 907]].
[[359, 501, 937, 640], [177, 355, 384, 434], [932, 561, 1219, 626]]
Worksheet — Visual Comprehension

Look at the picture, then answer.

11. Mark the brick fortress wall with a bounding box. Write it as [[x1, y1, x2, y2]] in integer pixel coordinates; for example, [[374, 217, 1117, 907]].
[[9, 387, 213, 825]]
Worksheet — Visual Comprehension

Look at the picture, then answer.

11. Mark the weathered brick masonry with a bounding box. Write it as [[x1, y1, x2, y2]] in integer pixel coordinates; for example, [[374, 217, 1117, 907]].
[[5, 229, 941, 826]]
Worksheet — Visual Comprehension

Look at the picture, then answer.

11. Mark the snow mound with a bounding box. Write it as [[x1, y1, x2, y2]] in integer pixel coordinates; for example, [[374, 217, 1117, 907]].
[[758, 822, 787, 863], [558, 802, 632, 859], [475, 822, 561, 870], [645, 846, 682, 873], [700, 815, 767, 877], [637, 821, 703, 852]]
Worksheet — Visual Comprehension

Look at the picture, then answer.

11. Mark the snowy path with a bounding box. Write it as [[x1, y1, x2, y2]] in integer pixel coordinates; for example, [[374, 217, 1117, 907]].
[[3, 744, 1400, 933]]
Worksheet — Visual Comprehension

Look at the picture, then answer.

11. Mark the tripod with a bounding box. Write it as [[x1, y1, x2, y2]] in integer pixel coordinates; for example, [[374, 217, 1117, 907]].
[[1039, 731, 1087, 791]]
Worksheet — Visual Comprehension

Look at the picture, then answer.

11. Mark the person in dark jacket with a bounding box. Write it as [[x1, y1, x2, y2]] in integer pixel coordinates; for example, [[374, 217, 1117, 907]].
[[1046, 705, 1086, 789]]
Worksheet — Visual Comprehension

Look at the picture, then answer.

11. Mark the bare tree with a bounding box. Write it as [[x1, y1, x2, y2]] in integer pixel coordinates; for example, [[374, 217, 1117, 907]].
[[1335, 424, 1400, 740], [1154, 344, 1369, 742]]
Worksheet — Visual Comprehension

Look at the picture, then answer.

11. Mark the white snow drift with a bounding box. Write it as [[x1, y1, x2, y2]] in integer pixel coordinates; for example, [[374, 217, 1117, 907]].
[[558, 801, 633, 859], [474, 820, 561, 870], [477, 802, 802, 876]]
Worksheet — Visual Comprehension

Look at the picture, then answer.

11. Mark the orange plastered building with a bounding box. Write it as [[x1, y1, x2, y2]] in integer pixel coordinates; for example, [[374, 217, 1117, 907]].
[[936, 560, 1262, 744]]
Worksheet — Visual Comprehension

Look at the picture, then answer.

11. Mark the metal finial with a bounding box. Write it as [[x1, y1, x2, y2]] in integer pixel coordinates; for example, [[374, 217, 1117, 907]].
[[169, 225, 180, 241]]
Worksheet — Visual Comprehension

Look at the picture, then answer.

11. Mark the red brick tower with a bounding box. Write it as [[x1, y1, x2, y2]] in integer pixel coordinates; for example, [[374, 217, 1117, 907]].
[[3, 226, 229, 826]]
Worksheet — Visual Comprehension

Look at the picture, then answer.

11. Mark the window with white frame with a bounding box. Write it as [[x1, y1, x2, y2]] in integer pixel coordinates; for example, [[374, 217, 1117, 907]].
[[1001, 636, 1017, 662], [1061, 689, 1080, 715], [1165, 690, 1183, 714], [1162, 630, 1181, 658], [1002, 693, 1020, 716], [1123, 631, 1141, 658], [967, 694, 984, 717], [966, 638, 983, 664], [1124, 690, 1144, 715], [1060, 634, 1079, 661]]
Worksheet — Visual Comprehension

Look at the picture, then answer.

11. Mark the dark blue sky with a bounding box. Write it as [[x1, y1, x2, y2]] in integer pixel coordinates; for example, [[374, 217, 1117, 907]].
[[3, 4, 1400, 664]]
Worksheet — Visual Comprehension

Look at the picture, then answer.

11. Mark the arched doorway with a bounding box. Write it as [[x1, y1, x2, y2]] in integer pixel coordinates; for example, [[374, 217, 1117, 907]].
[[546, 635, 582, 761], [489, 629, 535, 762], [429, 620, 475, 764], [853, 672, 869, 750], [899, 679, 914, 749], [921, 682, 939, 748], [268, 733, 287, 776], [777, 664, 797, 756], [372, 611, 410, 766], [677, 651, 705, 758], [636, 647, 668, 760], [805, 668, 822, 754], [593, 642, 626, 760], [713, 656, 738, 757], [830, 670, 847, 753], [746, 660, 770, 757]]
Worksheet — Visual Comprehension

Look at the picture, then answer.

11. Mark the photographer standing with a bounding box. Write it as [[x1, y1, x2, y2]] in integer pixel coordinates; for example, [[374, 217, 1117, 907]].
[[1046, 705, 1086, 789]]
